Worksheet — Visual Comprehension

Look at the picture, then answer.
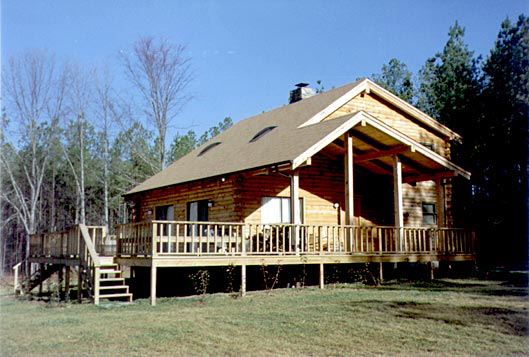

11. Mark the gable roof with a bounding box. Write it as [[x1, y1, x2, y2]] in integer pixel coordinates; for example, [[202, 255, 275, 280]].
[[126, 79, 467, 195]]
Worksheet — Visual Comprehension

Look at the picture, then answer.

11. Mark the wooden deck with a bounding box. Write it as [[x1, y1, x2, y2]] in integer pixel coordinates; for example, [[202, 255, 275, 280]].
[[23, 221, 475, 305], [114, 220, 475, 264]]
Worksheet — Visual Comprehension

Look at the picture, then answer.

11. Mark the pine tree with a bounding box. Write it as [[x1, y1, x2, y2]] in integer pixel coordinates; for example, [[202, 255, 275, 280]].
[[372, 58, 415, 103], [477, 15, 529, 266], [416, 22, 481, 230]]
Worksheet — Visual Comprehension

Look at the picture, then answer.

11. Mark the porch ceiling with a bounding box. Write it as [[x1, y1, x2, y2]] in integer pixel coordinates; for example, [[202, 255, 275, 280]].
[[318, 113, 471, 183]]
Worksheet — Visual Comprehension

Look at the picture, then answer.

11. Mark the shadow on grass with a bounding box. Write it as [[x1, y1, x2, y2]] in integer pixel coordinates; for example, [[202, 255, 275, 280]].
[[343, 299, 528, 337], [380, 278, 529, 298]]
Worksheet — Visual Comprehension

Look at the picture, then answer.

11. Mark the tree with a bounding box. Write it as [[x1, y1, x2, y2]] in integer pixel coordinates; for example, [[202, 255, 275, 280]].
[[121, 36, 192, 171], [416, 22, 481, 230], [169, 130, 198, 162], [62, 65, 94, 225], [372, 58, 415, 103], [476, 15, 529, 266], [0, 51, 67, 271], [198, 117, 233, 145], [417, 22, 480, 131]]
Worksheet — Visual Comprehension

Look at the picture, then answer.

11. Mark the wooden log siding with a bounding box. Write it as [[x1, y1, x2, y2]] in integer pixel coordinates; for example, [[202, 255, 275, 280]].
[[135, 176, 240, 223]]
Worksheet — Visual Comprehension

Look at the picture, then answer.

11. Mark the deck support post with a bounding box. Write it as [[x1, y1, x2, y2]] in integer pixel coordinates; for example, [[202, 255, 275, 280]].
[[241, 264, 247, 297], [428, 261, 434, 280], [290, 170, 300, 255], [379, 262, 384, 283], [150, 263, 157, 306], [38, 263, 44, 295], [58, 265, 64, 298], [393, 155, 404, 250], [77, 265, 83, 303], [94, 266, 100, 305], [319, 263, 324, 289], [64, 266, 70, 301]]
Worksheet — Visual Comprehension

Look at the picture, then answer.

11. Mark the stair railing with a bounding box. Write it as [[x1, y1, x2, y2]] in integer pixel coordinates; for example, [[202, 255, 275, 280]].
[[12, 260, 25, 294], [78, 224, 102, 304]]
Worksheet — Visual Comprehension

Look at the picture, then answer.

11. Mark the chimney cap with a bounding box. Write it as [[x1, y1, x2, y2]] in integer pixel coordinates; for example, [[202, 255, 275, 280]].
[[295, 82, 310, 88]]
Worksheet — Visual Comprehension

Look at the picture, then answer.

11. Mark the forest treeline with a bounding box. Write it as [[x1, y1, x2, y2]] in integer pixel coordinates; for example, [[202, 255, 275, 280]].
[[1, 16, 527, 273], [371, 17, 528, 268]]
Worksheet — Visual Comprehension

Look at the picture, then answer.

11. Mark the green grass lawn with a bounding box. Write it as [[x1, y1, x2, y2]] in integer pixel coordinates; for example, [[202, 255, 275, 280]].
[[1, 278, 527, 356]]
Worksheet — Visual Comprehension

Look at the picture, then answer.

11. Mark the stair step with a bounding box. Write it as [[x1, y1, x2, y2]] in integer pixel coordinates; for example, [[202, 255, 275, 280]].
[[100, 264, 118, 268], [99, 269, 121, 275], [99, 285, 128, 291], [99, 293, 132, 299], [100, 277, 125, 282]]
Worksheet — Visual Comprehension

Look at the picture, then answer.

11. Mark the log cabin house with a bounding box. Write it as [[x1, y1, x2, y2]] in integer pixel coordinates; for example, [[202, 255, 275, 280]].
[[23, 78, 475, 305]]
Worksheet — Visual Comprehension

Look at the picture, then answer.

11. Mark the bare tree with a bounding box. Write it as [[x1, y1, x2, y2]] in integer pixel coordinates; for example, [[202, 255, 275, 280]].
[[0, 51, 66, 272], [121, 36, 192, 171], [94, 68, 118, 232], [62, 65, 93, 225]]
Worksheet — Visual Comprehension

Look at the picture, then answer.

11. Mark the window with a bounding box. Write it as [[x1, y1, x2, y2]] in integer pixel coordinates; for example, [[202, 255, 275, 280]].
[[186, 200, 210, 241], [186, 200, 209, 222], [422, 203, 436, 225], [250, 126, 277, 143], [155, 205, 174, 221], [198, 142, 221, 156], [261, 197, 303, 224], [155, 204, 174, 235]]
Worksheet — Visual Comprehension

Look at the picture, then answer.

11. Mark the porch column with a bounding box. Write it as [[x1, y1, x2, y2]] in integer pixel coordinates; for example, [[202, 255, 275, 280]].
[[435, 178, 445, 226], [344, 132, 354, 225], [393, 155, 404, 250], [290, 170, 300, 255]]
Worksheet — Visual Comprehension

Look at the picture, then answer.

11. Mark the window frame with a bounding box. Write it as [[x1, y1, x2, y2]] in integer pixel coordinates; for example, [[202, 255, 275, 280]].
[[260, 196, 304, 224], [421, 202, 437, 226]]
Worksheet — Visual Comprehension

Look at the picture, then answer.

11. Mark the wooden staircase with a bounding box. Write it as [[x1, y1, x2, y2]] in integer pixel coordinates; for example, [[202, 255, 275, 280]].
[[95, 258, 132, 303]]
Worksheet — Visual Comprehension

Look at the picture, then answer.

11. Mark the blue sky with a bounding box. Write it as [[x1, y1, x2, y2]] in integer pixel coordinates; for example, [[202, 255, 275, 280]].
[[2, 0, 527, 137]]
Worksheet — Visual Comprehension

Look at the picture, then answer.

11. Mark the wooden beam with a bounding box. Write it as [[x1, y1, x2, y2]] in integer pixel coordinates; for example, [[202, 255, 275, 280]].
[[352, 130, 427, 174], [403, 170, 457, 184], [344, 132, 354, 225], [354, 144, 411, 163]]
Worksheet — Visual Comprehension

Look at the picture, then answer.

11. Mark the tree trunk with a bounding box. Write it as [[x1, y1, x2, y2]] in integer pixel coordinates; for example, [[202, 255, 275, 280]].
[[79, 116, 86, 225]]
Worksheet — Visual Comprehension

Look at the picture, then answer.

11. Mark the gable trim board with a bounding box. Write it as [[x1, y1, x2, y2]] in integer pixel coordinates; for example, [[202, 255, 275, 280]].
[[300, 79, 461, 141]]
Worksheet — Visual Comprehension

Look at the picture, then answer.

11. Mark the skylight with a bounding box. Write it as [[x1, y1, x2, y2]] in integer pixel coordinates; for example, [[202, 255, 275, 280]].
[[198, 142, 221, 157], [249, 126, 277, 143]]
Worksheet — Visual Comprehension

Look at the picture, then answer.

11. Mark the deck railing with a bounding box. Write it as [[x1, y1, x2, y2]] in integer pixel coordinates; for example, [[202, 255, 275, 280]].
[[114, 221, 475, 257], [30, 225, 115, 258]]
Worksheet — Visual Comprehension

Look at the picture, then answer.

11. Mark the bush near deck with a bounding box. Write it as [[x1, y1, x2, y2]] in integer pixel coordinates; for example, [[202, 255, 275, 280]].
[[1, 279, 527, 356]]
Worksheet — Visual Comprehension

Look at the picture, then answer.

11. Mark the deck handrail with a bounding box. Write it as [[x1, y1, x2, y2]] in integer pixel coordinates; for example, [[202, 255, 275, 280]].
[[115, 221, 475, 257]]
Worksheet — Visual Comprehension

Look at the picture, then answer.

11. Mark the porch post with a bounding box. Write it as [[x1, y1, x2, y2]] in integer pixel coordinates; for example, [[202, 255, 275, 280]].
[[393, 155, 404, 250], [344, 132, 354, 226], [290, 170, 300, 255], [435, 178, 445, 227]]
